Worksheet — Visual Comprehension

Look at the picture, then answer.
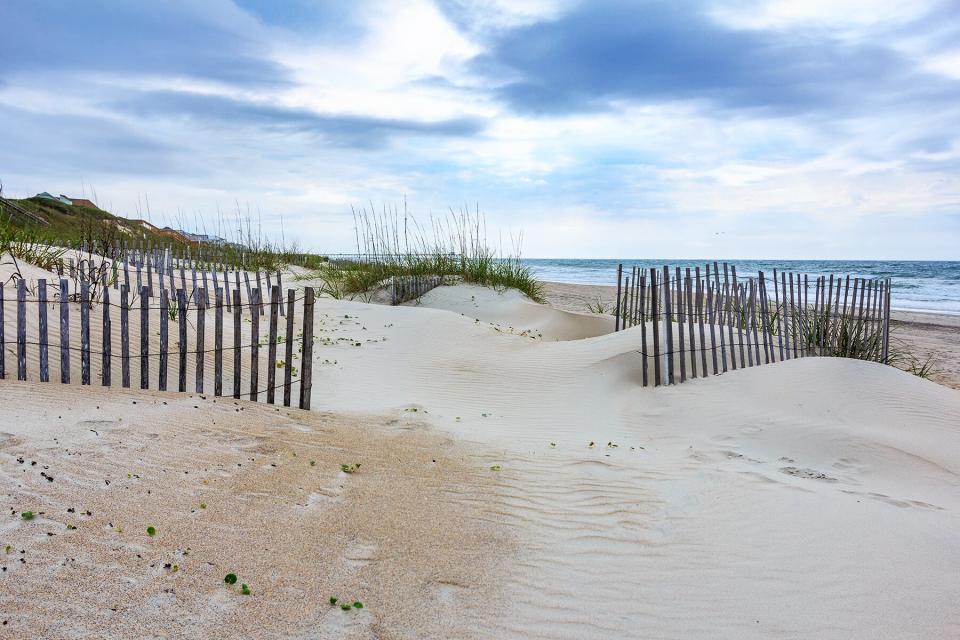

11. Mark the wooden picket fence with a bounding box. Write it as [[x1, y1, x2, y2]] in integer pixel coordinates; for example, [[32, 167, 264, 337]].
[[58, 243, 285, 313], [613, 263, 892, 387], [0, 277, 316, 410], [390, 275, 444, 305]]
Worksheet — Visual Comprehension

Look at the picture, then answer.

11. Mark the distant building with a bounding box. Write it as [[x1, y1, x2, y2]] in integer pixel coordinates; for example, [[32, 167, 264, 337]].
[[162, 227, 228, 245], [68, 197, 99, 210], [35, 192, 73, 205]]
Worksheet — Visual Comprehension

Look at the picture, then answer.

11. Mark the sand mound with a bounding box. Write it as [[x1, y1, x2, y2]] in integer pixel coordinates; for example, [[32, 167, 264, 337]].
[[413, 283, 614, 341]]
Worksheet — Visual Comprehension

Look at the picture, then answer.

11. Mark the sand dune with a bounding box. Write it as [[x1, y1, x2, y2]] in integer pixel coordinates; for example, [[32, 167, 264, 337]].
[[3, 278, 959, 638]]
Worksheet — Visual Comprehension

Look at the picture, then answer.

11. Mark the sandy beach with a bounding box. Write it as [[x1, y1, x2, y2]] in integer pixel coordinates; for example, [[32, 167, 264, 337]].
[[3, 273, 960, 638]]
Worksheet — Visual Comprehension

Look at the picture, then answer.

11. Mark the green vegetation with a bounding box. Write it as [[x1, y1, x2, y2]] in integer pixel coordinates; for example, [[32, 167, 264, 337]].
[[20, 511, 34, 520], [306, 206, 543, 302], [586, 297, 610, 314], [340, 463, 361, 474], [224, 573, 238, 585], [146, 526, 156, 536], [241, 583, 251, 595]]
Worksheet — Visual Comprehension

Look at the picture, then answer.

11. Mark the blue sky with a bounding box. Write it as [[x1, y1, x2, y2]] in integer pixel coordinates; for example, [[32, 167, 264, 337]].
[[1, 0, 958, 258]]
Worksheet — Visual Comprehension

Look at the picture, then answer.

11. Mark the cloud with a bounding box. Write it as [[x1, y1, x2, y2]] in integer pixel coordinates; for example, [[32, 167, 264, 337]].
[[110, 90, 486, 149], [0, 0, 288, 88], [471, 0, 960, 117], [0, 104, 178, 177]]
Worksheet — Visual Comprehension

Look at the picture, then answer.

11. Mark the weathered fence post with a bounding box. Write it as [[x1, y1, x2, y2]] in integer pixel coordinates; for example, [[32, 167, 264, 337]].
[[178, 289, 187, 392], [140, 286, 149, 389], [214, 288, 223, 397], [250, 289, 260, 401], [0, 284, 5, 379], [233, 290, 242, 399], [38, 279, 49, 382], [159, 290, 168, 391], [80, 282, 90, 384], [121, 285, 130, 388], [650, 268, 661, 386], [17, 279, 27, 381], [102, 276, 111, 386], [60, 279, 70, 383], [299, 287, 315, 410], [196, 289, 205, 393], [614, 264, 622, 332], [267, 286, 280, 404], [284, 289, 295, 407], [663, 266, 674, 385]]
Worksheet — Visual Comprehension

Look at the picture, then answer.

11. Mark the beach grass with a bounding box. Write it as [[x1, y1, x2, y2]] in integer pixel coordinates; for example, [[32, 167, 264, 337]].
[[306, 205, 543, 302]]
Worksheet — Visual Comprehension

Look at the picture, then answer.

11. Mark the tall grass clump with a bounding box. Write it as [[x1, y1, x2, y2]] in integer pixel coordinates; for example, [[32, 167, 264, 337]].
[[312, 204, 543, 302]]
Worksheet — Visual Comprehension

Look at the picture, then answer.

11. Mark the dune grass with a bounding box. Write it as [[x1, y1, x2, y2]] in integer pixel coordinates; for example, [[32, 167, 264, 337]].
[[308, 205, 543, 302]]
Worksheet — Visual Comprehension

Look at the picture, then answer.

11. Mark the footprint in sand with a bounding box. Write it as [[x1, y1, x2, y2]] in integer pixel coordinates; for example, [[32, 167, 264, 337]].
[[779, 466, 838, 482], [343, 542, 378, 568]]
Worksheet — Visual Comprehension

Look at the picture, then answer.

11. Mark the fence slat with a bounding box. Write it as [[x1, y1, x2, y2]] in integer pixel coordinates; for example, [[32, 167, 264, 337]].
[[120, 285, 130, 388], [140, 286, 149, 389], [639, 275, 648, 387], [695, 268, 707, 376], [250, 288, 260, 401], [102, 279, 111, 386], [0, 284, 4, 379], [299, 287, 315, 410], [38, 279, 49, 382], [60, 280, 70, 383], [159, 290, 168, 391], [284, 289, 295, 406], [706, 279, 718, 375], [267, 285, 280, 404], [663, 266, 674, 385], [215, 288, 223, 397], [178, 289, 187, 392], [80, 282, 90, 385], [686, 269, 697, 379], [233, 289, 242, 399], [17, 279, 26, 381], [196, 289, 205, 393], [752, 279, 762, 364], [614, 264, 622, 332], [650, 268, 661, 386], [675, 267, 686, 383], [882, 279, 891, 363], [277, 271, 285, 316]]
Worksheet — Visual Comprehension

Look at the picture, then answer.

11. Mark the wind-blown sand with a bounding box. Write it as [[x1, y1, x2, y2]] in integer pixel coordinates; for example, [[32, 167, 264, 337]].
[[3, 275, 960, 638]]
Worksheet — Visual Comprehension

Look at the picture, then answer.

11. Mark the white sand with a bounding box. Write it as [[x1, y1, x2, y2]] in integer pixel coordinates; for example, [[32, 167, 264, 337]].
[[3, 274, 960, 638]]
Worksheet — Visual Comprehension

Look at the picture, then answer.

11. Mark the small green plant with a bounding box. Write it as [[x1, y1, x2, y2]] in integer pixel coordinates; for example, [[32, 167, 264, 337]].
[[21, 511, 34, 520], [586, 297, 609, 314], [341, 603, 351, 611], [309, 460, 316, 466], [329, 596, 338, 605], [224, 573, 238, 585], [241, 583, 251, 595], [146, 526, 156, 537], [199, 502, 207, 509], [353, 601, 363, 609], [4, 544, 11, 553], [489, 465, 501, 471], [340, 463, 361, 474]]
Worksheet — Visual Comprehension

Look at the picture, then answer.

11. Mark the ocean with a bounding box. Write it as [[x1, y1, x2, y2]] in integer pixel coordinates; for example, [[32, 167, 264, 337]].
[[522, 259, 960, 314]]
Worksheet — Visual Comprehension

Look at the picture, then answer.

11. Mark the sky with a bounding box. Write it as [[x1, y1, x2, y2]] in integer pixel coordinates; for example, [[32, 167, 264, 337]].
[[1, 0, 959, 259]]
